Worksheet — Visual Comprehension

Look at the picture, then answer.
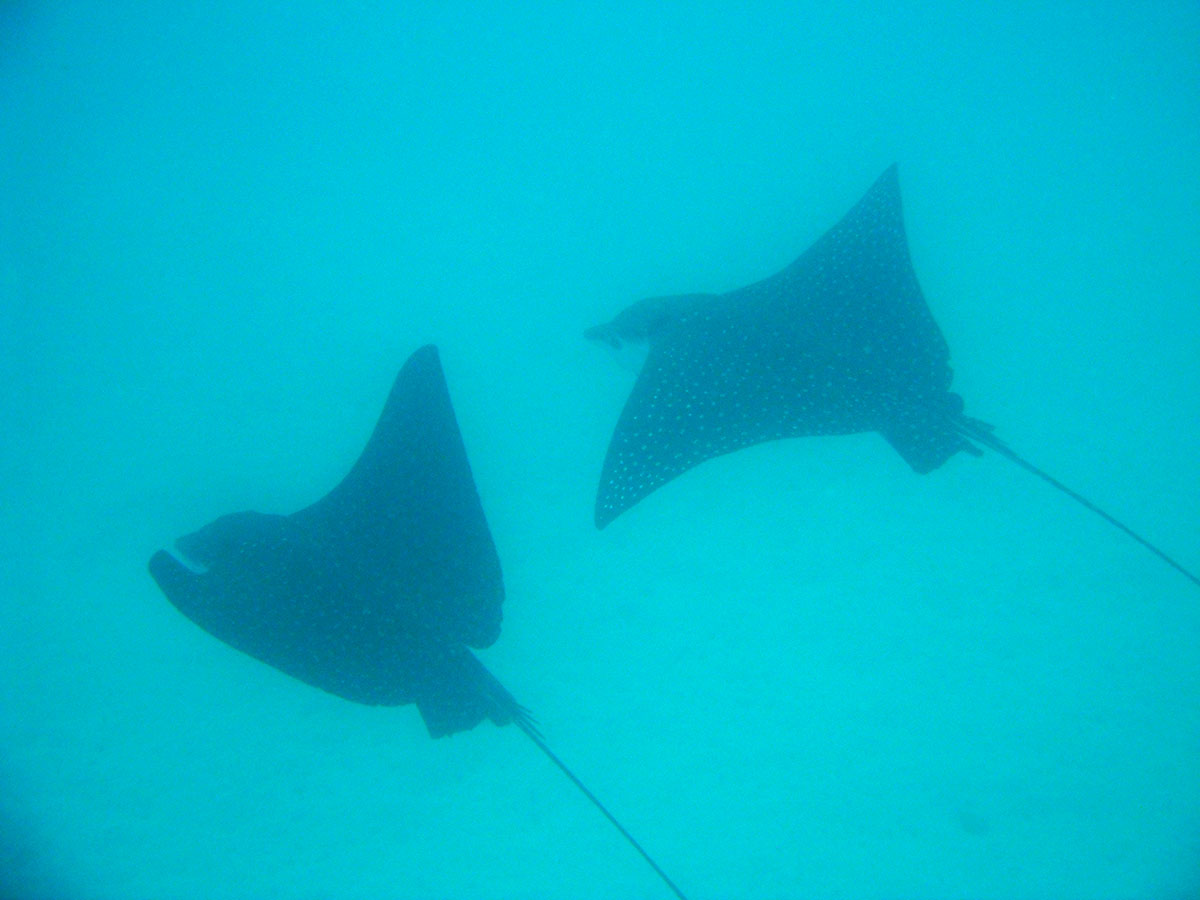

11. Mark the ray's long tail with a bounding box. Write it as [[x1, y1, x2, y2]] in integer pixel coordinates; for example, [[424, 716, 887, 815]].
[[479, 670, 690, 900], [513, 717, 691, 900], [954, 416, 1200, 589]]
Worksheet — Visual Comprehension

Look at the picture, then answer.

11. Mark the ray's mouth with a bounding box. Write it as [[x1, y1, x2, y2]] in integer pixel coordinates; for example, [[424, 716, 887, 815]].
[[170, 542, 210, 575]]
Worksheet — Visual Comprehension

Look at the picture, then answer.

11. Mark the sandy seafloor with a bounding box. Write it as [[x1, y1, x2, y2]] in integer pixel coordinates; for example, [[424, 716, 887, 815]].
[[2, 3, 1199, 898]]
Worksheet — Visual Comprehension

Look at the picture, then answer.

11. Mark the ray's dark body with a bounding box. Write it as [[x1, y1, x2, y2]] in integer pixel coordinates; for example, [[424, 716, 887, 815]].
[[148, 346, 514, 737], [146, 346, 692, 898]]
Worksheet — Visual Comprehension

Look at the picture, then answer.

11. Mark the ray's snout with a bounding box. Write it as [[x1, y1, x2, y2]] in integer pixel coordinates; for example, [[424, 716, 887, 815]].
[[584, 323, 622, 349]]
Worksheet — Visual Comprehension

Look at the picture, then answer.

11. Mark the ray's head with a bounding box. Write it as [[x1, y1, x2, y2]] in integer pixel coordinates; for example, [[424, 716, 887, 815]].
[[585, 293, 716, 373], [173, 511, 270, 573], [583, 321, 624, 349]]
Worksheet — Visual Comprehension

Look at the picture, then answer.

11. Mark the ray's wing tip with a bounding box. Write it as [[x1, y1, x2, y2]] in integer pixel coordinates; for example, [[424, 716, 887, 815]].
[[875, 162, 901, 191], [406, 343, 441, 369], [385, 343, 448, 403], [593, 502, 614, 530]]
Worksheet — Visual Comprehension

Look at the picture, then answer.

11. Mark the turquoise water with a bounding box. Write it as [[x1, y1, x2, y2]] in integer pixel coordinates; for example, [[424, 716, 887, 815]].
[[3, 3, 1199, 897]]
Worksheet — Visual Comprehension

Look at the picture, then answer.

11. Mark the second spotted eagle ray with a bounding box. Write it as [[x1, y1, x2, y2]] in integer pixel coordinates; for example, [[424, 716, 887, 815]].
[[148, 346, 689, 900], [586, 166, 1198, 589]]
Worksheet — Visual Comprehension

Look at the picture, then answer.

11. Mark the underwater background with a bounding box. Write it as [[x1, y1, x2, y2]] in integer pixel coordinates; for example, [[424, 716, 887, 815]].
[[3, 2, 1199, 898]]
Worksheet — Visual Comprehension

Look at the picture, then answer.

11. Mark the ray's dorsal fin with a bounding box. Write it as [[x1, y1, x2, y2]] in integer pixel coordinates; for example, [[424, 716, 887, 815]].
[[147, 346, 690, 899]]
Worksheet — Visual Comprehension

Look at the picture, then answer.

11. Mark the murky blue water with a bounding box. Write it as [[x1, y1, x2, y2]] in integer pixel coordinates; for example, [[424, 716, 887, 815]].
[[3, 3, 1198, 898]]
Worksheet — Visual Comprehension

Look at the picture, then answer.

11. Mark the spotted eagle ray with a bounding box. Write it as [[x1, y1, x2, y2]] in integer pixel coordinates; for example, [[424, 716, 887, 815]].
[[586, 166, 1199, 589], [148, 346, 689, 900]]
